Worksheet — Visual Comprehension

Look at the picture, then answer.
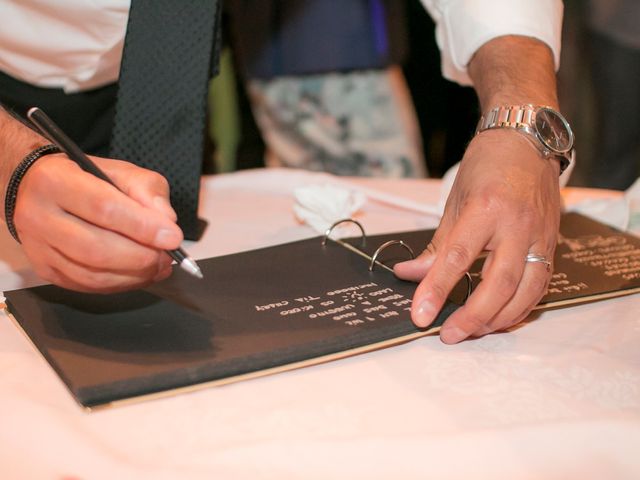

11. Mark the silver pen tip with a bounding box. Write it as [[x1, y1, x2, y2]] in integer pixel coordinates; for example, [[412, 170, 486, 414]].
[[180, 257, 203, 279]]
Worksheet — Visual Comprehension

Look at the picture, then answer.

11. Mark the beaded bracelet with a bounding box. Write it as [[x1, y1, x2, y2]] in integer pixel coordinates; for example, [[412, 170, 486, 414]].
[[4, 144, 61, 243]]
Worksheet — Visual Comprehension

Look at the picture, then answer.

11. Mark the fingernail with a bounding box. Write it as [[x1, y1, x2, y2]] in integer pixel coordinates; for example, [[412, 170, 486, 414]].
[[440, 326, 468, 344], [414, 299, 437, 328], [155, 228, 181, 248], [153, 196, 177, 220]]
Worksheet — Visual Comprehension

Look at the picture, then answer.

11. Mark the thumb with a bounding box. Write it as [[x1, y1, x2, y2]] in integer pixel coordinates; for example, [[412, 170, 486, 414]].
[[394, 205, 457, 282], [394, 241, 438, 282]]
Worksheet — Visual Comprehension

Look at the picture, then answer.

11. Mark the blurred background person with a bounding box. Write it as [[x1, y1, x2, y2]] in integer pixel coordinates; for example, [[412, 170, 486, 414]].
[[216, 0, 478, 179], [226, 0, 427, 178]]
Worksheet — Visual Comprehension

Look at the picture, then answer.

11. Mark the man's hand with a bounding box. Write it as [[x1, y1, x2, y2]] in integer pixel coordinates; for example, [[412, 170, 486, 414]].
[[395, 129, 561, 342], [395, 35, 564, 343], [13, 154, 183, 292]]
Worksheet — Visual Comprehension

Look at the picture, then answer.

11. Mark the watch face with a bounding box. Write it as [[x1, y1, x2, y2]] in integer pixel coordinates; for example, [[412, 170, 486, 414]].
[[535, 107, 574, 153]]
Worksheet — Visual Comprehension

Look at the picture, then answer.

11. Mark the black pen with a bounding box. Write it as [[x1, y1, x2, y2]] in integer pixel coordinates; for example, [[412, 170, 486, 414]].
[[27, 107, 203, 279]]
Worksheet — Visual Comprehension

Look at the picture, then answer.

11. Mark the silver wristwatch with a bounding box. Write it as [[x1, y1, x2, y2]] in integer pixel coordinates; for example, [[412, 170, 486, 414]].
[[475, 104, 575, 174]]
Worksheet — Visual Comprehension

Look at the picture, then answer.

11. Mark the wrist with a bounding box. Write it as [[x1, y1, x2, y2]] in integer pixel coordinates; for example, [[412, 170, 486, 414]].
[[0, 108, 51, 203], [475, 128, 562, 176], [4, 144, 61, 240], [475, 104, 574, 175]]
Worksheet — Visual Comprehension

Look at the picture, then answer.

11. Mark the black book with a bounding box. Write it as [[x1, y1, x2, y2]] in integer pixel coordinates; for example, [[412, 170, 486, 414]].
[[4, 213, 640, 410]]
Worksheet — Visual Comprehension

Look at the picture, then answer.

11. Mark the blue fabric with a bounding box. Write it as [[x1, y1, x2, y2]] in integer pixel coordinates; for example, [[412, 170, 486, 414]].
[[227, 0, 407, 79]]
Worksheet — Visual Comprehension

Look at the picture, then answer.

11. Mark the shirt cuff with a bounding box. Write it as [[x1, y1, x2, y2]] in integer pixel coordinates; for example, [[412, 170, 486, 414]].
[[421, 0, 563, 86]]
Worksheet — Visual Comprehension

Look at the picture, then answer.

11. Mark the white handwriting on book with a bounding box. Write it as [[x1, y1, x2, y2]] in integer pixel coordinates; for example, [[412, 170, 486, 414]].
[[368, 288, 393, 297], [562, 245, 640, 279], [255, 301, 288, 311], [280, 305, 314, 316], [556, 231, 640, 285], [558, 233, 628, 252], [327, 283, 378, 296], [294, 296, 320, 303], [309, 304, 356, 319], [548, 272, 589, 295], [254, 282, 413, 327]]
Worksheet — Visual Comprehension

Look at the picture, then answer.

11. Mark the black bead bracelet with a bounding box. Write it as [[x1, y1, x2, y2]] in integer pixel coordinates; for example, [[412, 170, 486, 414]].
[[4, 144, 61, 243]]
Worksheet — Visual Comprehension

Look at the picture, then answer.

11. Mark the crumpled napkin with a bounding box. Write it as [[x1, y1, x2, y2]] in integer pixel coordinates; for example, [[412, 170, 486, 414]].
[[293, 183, 366, 234], [567, 177, 640, 235]]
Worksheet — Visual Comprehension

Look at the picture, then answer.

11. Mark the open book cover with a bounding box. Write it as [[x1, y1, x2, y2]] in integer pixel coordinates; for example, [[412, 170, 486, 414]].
[[4, 212, 640, 409]]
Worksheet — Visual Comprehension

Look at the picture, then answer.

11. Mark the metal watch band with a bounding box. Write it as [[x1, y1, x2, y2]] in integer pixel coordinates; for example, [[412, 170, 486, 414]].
[[475, 104, 572, 174], [475, 104, 538, 133]]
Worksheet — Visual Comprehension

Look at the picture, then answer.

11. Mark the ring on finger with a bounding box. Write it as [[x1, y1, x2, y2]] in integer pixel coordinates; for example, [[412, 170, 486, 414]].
[[525, 252, 551, 272]]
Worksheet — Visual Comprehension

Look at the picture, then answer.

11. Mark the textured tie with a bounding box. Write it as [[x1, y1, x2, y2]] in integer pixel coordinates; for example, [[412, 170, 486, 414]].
[[110, 1, 221, 240]]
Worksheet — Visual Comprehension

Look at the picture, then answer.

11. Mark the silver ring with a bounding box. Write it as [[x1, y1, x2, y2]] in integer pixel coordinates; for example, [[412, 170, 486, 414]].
[[369, 240, 415, 272], [525, 253, 551, 271], [322, 218, 366, 247]]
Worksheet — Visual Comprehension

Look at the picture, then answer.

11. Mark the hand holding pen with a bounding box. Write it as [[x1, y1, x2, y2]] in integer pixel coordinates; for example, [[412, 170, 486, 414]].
[[3, 106, 202, 292], [27, 107, 202, 280]]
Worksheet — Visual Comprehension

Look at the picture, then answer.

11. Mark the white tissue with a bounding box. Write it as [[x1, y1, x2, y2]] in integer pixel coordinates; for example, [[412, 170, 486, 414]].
[[567, 177, 640, 235], [293, 183, 366, 234]]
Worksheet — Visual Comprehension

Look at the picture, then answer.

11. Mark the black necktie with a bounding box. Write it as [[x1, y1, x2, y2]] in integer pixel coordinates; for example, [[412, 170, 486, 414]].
[[110, 1, 221, 240]]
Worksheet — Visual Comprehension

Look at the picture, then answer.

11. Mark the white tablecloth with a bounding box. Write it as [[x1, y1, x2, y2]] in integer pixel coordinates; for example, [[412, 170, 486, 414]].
[[1, 169, 639, 480]]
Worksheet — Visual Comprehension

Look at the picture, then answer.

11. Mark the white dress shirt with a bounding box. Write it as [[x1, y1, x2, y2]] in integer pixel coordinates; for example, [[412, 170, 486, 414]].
[[0, 0, 130, 92], [422, 0, 563, 85], [0, 0, 562, 92]]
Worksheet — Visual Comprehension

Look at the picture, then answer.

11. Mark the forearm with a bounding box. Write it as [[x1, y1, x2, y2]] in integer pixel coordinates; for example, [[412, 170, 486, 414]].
[[467, 35, 559, 111], [0, 106, 49, 220]]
